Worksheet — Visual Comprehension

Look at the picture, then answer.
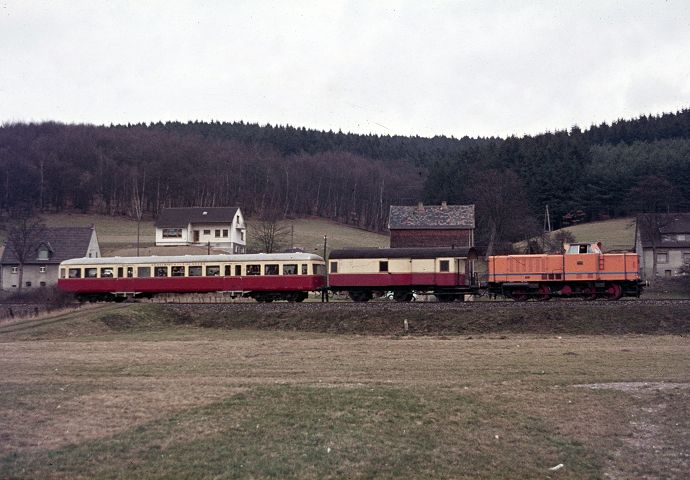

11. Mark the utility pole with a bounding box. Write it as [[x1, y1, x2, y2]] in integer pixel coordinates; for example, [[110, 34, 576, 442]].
[[544, 204, 552, 232], [322, 234, 328, 303]]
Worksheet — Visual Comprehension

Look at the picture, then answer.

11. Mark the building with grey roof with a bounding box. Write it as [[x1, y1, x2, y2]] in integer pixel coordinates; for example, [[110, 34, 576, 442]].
[[154, 207, 246, 253], [1, 227, 100, 290], [635, 213, 690, 279], [388, 202, 475, 248]]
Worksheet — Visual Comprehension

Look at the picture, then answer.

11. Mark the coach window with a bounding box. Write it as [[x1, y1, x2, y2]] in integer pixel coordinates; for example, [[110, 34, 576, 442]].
[[235, 265, 242, 276], [439, 260, 450, 272], [188, 266, 202, 276], [127, 267, 134, 278], [379, 261, 388, 272], [265, 264, 279, 275], [60, 268, 66, 279], [85, 268, 97, 278], [247, 264, 260, 276], [68, 268, 81, 278], [100, 268, 113, 278], [283, 264, 298, 275], [171, 266, 185, 277], [301, 264, 308, 275], [224, 265, 231, 276], [206, 265, 220, 276], [155, 266, 168, 277], [138, 267, 151, 278]]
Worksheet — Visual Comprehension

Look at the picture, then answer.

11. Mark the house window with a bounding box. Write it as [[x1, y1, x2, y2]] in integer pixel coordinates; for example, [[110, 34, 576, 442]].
[[25, 281, 32, 287], [222, 229, 229, 237], [39, 266, 47, 273], [661, 234, 674, 242], [37, 248, 49, 260], [40, 281, 46, 287], [682, 252, 690, 264], [330, 261, 338, 273], [240, 231, 245, 241], [11, 267, 18, 274], [162, 228, 183, 238], [264, 264, 279, 275], [657, 252, 668, 264], [665, 270, 672, 277], [188, 266, 202, 276], [678, 234, 687, 241], [203, 229, 211, 235], [379, 261, 389, 272], [440, 260, 450, 272], [215, 229, 221, 237]]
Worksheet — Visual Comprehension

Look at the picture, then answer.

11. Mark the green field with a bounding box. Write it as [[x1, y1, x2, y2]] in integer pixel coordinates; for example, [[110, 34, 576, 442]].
[[1, 304, 688, 479]]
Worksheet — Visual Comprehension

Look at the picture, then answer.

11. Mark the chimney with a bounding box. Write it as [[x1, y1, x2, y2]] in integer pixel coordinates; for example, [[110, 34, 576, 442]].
[[441, 201, 448, 210], [417, 202, 424, 213]]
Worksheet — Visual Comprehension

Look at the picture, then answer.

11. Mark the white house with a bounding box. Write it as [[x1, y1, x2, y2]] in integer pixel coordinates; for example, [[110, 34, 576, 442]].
[[154, 207, 246, 253], [635, 213, 690, 279]]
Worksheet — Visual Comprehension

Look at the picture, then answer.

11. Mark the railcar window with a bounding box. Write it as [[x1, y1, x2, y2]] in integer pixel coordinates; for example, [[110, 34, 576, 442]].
[[379, 261, 388, 272], [60, 268, 66, 279], [68, 268, 81, 278], [138, 267, 151, 277], [330, 262, 337, 273], [85, 268, 97, 278], [283, 264, 298, 275], [224, 265, 231, 276], [265, 264, 279, 275], [100, 268, 113, 278], [439, 260, 450, 272], [188, 266, 202, 276], [206, 265, 220, 276], [314, 264, 325, 275], [155, 266, 168, 277], [171, 266, 185, 277], [127, 267, 133, 278], [235, 265, 242, 276], [247, 264, 261, 275], [301, 264, 307, 275]]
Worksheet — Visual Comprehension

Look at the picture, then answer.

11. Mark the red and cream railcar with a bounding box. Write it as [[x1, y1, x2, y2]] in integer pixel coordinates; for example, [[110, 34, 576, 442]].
[[58, 253, 326, 302], [487, 242, 643, 300], [328, 248, 480, 302]]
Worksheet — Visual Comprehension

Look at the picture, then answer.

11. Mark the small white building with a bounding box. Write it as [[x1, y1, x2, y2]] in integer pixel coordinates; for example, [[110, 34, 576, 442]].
[[155, 207, 246, 253]]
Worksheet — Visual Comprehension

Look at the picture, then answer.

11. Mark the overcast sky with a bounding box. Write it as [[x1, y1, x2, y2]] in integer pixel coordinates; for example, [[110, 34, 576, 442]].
[[1, 0, 689, 138]]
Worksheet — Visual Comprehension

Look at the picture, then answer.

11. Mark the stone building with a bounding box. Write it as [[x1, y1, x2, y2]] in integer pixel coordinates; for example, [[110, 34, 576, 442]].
[[388, 202, 475, 248]]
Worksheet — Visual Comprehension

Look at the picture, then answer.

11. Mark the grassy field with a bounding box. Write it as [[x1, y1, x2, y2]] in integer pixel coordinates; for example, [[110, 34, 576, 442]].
[[553, 217, 637, 251], [1, 304, 688, 479], [26, 213, 388, 256]]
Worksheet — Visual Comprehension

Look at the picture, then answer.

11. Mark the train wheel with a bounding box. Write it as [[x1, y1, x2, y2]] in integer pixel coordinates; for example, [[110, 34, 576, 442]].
[[582, 286, 597, 301], [537, 284, 551, 301], [295, 292, 308, 302], [349, 291, 371, 302], [510, 289, 529, 302], [604, 283, 623, 301], [393, 291, 414, 302]]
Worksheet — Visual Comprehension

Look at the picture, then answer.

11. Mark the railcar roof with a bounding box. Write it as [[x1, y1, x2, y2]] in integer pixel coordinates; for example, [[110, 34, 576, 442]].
[[329, 247, 475, 259], [60, 253, 324, 265]]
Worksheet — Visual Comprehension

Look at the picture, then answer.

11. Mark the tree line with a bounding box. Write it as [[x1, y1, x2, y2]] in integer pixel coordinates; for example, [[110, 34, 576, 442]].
[[1, 108, 689, 247]]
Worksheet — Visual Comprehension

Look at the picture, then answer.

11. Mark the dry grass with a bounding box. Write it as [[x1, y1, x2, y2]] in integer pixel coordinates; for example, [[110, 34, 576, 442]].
[[557, 217, 637, 251], [1, 305, 688, 478]]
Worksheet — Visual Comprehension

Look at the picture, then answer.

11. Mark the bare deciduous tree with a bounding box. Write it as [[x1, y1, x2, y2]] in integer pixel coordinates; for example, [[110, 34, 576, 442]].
[[5, 207, 46, 293], [251, 210, 291, 253]]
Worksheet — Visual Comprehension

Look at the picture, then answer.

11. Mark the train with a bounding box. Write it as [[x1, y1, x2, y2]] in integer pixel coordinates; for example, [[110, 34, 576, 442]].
[[57, 242, 644, 302]]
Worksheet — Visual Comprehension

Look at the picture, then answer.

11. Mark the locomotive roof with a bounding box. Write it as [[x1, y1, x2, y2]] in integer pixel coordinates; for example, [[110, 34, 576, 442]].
[[60, 252, 324, 266], [329, 247, 477, 259]]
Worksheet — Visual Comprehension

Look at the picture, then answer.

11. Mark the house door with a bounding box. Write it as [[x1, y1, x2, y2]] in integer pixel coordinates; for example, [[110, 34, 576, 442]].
[[193, 230, 200, 242]]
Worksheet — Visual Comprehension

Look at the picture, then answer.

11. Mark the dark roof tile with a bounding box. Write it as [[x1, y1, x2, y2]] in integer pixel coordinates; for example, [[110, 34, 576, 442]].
[[388, 204, 474, 229], [1, 227, 96, 264], [155, 207, 240, 227]]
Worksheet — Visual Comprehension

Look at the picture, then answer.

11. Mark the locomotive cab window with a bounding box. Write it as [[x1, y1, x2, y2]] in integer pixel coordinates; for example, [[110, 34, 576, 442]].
[[137, 267, 151, 278], [188, 266, 202, 276], [247, 264, 260, 275], [283, 264, 298, 275], [206, 265, 220, 276], [264, 264, 279, 275], [379, 261, 388, 272], [439, 260, 450, 272]]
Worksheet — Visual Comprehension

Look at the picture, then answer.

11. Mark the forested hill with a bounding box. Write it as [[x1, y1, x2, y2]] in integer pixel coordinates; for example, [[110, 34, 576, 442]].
[[1, 108, 689, 240]]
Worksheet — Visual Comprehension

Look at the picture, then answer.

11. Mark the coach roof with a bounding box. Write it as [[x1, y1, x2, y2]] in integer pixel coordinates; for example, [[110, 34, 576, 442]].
[[60, 253, 324, 265], [329, 247, 477, 259]]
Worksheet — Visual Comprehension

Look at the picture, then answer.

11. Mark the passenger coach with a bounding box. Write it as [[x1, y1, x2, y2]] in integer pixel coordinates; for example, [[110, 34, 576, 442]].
[[328, 247, 480, 302], [58, 253, 326, 302]]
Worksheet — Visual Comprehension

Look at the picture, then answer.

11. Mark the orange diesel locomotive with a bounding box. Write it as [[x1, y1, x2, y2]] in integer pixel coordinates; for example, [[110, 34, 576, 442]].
[[487, 242, 643, 300]]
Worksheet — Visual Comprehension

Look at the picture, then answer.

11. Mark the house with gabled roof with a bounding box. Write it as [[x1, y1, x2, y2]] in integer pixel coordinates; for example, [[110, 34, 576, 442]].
[[388, 202, 475, 248], [155, 207, 246, 253], [635, 213, 690, 279], [1, 227, 100, 290]]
